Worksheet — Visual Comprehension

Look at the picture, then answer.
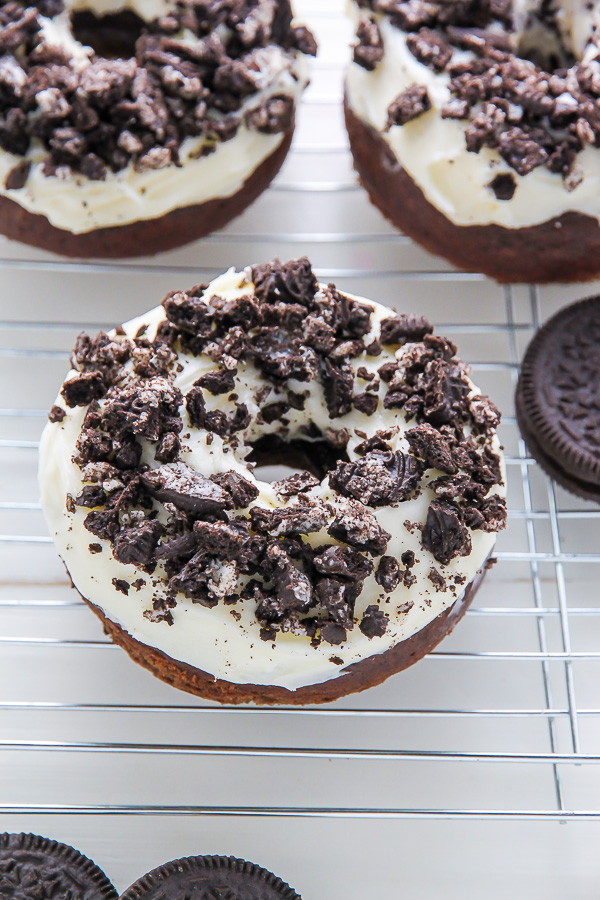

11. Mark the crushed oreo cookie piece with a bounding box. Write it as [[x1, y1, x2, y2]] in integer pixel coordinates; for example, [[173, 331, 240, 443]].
[[273, 470, 320, 496], [359, 604, 389, 637], [489, 171, 516, 200], [251, 502, 327, 536], [313, 545, 374, 582], [406, 423, 458, 474], [380, 314, 433, 344], [60, 371, 106, 407], [48, 404, 66, 423], [328, 499, 391, 555], [422, 499, 471, 565], [386, 84, 431, 128], [329, 450, 422, 506], [252, 256, 318, 306], [211, 470, 259, 507], [141, 461, 233, 514], [375, 555, 402, 592], [354, 16, 384, 70]]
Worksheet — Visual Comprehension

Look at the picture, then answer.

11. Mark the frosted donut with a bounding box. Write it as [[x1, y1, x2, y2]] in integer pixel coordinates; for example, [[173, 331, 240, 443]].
[[0, 1, 316, 257], [39, 257, 506, 705], [345, 0, 600, 283]]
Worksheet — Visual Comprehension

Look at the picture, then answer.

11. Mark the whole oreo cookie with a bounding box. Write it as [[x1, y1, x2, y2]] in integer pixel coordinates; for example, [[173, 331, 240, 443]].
[[516, 296, 600, 501], [0, 833, 118, 900], [121, 855, 302, 900]]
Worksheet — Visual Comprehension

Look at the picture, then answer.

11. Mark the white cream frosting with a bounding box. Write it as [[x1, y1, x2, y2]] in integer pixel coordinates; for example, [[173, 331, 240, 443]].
[[345, 1, 600, 229], [1, 9, 310, 233], [39, 268, 505, 692]]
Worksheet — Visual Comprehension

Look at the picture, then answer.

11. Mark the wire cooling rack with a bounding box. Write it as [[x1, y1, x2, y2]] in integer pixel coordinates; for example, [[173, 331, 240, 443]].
[[1, 2, 600, 896]]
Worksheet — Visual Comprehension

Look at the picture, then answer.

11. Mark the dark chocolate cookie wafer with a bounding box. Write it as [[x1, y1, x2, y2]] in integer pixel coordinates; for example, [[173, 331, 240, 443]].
[[0, 833, 118, 900], [516, 295, 600, 502], [121, 855, 302, 900]]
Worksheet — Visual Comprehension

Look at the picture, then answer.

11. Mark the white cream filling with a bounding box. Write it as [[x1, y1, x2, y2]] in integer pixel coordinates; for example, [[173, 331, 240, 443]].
[[1, 12, 309, 233], [345, 1, 600, 229], [39, 269, 505, 691]]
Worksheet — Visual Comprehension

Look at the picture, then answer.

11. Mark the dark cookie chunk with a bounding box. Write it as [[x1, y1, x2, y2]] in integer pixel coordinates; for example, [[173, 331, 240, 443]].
[[355, 429, 397, 455], [320, 621, 347, 645], [252, 256, 318, 306], [354, 16, 384, 71], [267, 543, 312, 612], [245, 94, 295, 133], [359, 604, 389, 637], [210, 470, 259, 507], [196, 368, 236, 395], [101, 378, 182, 443], [273, 471, 320, 496], [162, 290, 211, 335], [0, 833, 118, 900], [193, 519, 252, 561], [328, 499, 391, 555], [186, 387, 250, 436], [352, 392, 379, 416], [60, 371, 106, 407], [375, 555, 402, 592], [386, 84, 431, 128], [315, 578, 355, 629], [380, 314, 433, 344], [313, 545, 374, 582], [516, 295, 600, 501], [5, 158, 31, 189], [112, 578, 130, 595], [406, 28, 453, 72], [406, 423, 458, 474], [155, 431, 181, 463], [329, 450, 422, 506], [112, 521, 163, 566], [48, 404, 66, 423], [321, 359, 354, 418], [251, 503, 327, 536], [141, 462, 233, 514], [489, 171, 516, 200], [251, 327, 319, 381], [422, 499, 471, 565]]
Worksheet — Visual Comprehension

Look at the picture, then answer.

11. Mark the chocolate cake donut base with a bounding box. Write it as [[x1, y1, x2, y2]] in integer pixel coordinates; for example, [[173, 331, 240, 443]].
[[344, 99, 600, 284], [0, 128, 293, 259], [81, 564, 487, 705]]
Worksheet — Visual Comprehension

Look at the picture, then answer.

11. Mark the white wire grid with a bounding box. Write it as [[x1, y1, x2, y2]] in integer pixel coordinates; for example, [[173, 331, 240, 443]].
[[1, 3, 600, 881]]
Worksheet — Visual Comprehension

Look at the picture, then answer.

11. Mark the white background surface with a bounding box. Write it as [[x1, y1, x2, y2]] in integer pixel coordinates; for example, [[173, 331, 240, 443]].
[[1, 1, 600, 896]]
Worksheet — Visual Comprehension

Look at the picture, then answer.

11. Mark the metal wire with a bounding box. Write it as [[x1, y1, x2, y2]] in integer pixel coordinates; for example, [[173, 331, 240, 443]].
[[1, 6, 599, 829]]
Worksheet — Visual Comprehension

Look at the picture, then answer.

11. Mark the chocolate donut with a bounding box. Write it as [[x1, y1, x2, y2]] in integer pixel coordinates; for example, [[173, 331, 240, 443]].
[[345, 0, 600, 283], [0, 1, 316, 257], [39, 257, 506, 705]]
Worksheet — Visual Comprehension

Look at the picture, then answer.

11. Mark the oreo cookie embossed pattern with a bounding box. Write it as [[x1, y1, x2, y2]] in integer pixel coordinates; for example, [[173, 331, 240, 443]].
[[120, 855, 302, 900], [516, 295, 600, 502], [0, 832, 118, 900]]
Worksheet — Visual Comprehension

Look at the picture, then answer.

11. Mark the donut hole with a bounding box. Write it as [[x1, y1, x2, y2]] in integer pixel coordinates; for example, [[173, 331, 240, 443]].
[[70, 10, 146, 59], [516, 29, 576, 70], [247, 435, 349, 485], [513, 7, 579, 70]]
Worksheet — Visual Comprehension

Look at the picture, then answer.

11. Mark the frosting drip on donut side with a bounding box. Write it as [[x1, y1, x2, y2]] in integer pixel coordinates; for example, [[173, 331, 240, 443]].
[[0, 1, 315, 232], [346, 0, 600, 229], [40, 258, 506, 690]]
